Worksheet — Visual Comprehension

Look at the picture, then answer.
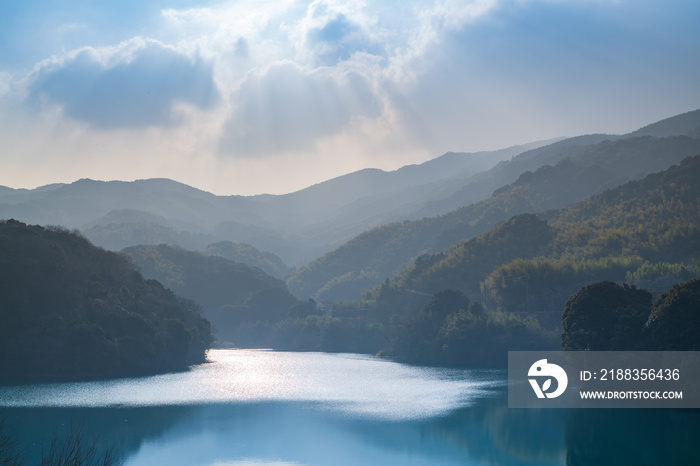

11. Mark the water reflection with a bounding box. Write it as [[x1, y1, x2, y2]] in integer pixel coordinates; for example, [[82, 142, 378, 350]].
[[0, 350, 499, 421], [1, 350, 699, 465], [6, 399, 566, 466], [1, 405, 192, 465], [565, 409, 700, 465]]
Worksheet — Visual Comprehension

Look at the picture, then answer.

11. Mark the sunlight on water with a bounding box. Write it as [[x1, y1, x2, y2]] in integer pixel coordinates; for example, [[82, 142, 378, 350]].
[[0, 350, 502, 420]]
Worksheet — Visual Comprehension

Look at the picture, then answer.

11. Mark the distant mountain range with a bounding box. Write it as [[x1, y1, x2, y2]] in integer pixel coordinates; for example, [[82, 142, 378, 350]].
[[0, 141, 549, 265], [1, 108, 699, 300], [288, 133, 700, 301], [373, 153, 700, 318]]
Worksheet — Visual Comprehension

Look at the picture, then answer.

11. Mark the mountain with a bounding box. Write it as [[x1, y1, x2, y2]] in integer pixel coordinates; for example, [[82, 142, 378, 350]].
[[119, 243, 331, 348], [410, 134, 618, 218], [120, 244, 287, 324], [411, 109, 700, 219], [627, 108, 700, 138], [0, 220, 212, 380], [374, 155, 700, 317], [0, 142, 549, 265], [288, 135, 700, 301], [1, 109, 698, 271], [226, 155, 700, 363], [202, 241, 290, 279], [256, 141, 550, 229]]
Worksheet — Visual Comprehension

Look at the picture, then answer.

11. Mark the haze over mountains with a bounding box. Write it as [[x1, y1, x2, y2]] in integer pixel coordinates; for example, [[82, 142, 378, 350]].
[[288, 110, 700, 301], [1, 108, 699, 301], [0, 139, 551, 265]]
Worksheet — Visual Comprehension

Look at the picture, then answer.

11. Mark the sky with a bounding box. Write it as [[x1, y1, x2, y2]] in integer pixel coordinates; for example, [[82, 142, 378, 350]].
[[1, 0, 699, 195]]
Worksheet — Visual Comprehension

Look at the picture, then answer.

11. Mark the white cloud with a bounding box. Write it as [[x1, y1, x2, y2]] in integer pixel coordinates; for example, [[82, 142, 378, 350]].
[[0, 72, 11, 97], [24, 38, 219, 129], [219, 60, 381, 157], [2, 0, 698, 195]]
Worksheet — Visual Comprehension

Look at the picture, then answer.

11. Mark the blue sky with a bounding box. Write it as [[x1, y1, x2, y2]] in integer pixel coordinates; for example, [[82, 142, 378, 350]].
[[1, 0, 699, 195]]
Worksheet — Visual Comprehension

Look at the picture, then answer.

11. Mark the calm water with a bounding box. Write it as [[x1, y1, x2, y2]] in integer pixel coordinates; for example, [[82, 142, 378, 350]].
[[1, 349, 699, 465]]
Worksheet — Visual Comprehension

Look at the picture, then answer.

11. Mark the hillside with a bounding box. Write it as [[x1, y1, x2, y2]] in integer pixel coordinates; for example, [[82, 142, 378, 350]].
[[411, 134, 618, 219], [413, 109, 700, 219], [202, 241, 290, 279], [289, 135, 700, 301], [627, 108, 700, 138], [0, 220, 212, 380], [120, 244, 288, 329], [0, 144, 540, 266], [2, 111, 698, 269], [373, 155, 700, 317], [119, 243, 356, 350]]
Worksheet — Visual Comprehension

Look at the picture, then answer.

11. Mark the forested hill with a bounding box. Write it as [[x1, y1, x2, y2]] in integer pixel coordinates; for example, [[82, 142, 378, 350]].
[[0, 220, 213, 380], [121, 244, 290, 331], [202, 241, 290, 279], [120, 243, 338, 350], [0, 143, 539, 266], [288, 135, 700, 302], [372, 155, 700, 316]]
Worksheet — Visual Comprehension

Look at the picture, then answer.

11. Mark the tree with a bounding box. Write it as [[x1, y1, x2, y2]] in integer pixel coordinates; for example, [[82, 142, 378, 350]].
[[561, 280, 652, 351], [645, 278, 700, 350], [0, 220, 213, 380], [0, 414, 24, 466], [41, 426, 121, 466]]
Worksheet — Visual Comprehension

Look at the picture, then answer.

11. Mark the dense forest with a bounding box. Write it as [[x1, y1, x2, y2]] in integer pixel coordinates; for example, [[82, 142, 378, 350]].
[[379, 277, 700, 366], [202, 241, 290, 279], [120, 243, 287, 320], [99, 154, 700, 367], [562, 278, 700, 351], [0, 220, 212, 380], [288, 135, 700, 302], [281, 156, 699, 365], [1, 111, 699, 373], [372, 155, 700, 316], [121, 243, 385, 352]]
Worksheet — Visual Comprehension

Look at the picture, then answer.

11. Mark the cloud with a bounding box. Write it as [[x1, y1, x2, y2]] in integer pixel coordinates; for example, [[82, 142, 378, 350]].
[[212, 0, 511, 158], [0, 72, 11, 97], [219, 61, 381, 157], [305, 13, 381, 65], [292, 0, 386, 66], [25, 38, 219, 129], [3, 0, 699, 196]]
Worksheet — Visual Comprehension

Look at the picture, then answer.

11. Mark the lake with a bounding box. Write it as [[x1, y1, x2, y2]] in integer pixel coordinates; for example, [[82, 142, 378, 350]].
[[1, 349, 698, 465]]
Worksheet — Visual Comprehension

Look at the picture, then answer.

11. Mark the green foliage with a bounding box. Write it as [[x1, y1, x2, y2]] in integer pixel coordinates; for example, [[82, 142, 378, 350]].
[[374, 155, 700, 319], [202, 241, 290, 279], [374, 214, 554, 307], [551, 155, 700, 262], [0, 220, 212, 380], [561, 277, 700, 351], [484, 256, 642, 313], [625, 261, 700, 293], [287, 137, 700, 302], [645, 278, 700, 350], [121, 244, 287, 332], [627, 262, 700, 282], [385, 290, 559, 367], [561, 281, 652, 351], [273, 315, 386, 353], [217, 287, 299, 330], [218, 313, 385, 354], [84, 221, 217, 252]]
